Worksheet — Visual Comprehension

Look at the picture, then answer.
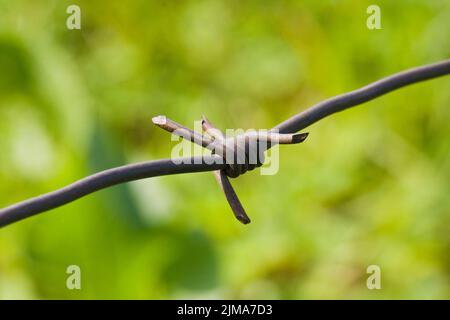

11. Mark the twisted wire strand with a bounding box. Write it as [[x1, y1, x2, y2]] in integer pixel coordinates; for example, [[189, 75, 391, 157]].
[[274, 59, 450, 133], [0, 59, 449, 227], [0, 157, 225, 227]]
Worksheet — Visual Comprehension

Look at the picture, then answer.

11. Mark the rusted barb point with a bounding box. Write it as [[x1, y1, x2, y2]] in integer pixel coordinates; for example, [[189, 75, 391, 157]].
[[213, 170, 251, 224], [152, 115, 167, 126]]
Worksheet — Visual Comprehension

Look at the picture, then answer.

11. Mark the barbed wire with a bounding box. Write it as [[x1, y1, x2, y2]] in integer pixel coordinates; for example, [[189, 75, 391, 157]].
[[1, 59, 449, 228]]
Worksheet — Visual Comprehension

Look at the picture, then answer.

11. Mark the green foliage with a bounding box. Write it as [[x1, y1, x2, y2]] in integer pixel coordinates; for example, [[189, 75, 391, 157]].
[[0, 0, 449, 299]]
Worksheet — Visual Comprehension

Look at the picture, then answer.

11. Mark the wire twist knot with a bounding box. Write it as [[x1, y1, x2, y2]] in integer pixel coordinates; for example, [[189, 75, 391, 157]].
[[152, 115, 308, 223], [206, 132, 265, 178]]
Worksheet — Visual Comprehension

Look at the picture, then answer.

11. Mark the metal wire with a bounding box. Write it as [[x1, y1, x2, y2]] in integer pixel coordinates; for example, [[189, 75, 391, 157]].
[[0, 156, 225, 227], [1, 59, 449, 228], [274, 59, 450, 133]]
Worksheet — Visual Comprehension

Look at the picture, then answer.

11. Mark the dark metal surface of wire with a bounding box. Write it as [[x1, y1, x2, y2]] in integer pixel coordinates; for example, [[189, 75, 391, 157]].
[[274, 59, 450, 133], [0, 157, 225, 227], [1, 59, 449, 228]]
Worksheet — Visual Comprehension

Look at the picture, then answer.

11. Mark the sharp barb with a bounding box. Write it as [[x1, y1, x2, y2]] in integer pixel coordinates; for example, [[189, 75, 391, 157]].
[[213, 170, 251, 224], [245, 131, 309, 144], [151, 115, 167, 126], [152, 115, 214, 148], [202, 116, 224, 140], [291, 132, 309, 144]]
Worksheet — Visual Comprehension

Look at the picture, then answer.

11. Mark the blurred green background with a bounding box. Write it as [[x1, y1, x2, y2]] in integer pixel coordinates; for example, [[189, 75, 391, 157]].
[[0, 0, 449, 299]]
